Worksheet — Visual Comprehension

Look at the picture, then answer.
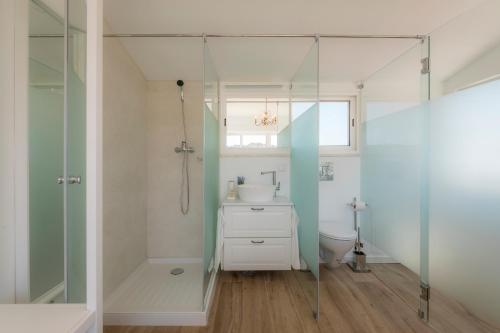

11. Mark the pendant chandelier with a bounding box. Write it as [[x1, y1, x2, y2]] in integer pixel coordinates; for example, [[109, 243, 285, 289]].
[[254, 98, 278, 127]]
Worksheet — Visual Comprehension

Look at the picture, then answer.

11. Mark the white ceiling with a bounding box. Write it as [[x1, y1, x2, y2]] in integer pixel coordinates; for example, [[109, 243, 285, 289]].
[[30, 0, 499, 89], [104, 0, 483, 36], [102, 0, 497, 84]]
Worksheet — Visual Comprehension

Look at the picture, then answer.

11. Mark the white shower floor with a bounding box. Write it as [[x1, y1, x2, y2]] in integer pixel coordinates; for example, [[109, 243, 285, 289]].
[[104, 261, 204, 314]]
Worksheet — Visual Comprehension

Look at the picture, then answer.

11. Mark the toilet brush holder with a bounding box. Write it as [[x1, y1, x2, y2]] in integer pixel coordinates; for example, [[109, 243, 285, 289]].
[[347, 250, 371, 273]]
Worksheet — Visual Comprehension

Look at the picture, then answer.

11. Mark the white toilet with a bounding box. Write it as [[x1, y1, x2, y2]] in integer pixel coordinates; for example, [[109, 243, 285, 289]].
[[319, 221, 357, 268]]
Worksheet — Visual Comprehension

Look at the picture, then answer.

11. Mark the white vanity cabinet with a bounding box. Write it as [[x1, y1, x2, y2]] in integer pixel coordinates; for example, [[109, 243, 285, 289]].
[[222, 198, 293, 271]]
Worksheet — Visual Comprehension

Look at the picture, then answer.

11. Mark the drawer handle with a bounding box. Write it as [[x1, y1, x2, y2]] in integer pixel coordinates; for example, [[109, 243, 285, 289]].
[[251, 207, 265, 211], [251, 240, 265, 244]]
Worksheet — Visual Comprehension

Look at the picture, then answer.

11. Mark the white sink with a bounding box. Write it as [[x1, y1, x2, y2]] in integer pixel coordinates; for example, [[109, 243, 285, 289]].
[[238, 184, 275, 203]]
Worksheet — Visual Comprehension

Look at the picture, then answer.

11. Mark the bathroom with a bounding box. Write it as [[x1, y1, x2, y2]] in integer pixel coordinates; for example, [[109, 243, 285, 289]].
[[1, 0, 500, 332]]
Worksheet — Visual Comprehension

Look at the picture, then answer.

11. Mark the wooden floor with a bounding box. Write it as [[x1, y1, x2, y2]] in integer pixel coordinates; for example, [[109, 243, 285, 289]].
[[105, 264, 500, 333]]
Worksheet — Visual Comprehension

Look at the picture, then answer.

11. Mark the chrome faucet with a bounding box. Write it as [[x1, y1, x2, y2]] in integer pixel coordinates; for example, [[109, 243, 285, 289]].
[[261, 170, 280, 196], [174, 141, 195, 153]]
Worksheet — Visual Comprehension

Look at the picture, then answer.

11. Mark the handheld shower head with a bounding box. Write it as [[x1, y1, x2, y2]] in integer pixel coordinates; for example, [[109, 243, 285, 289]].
[[177, 80, 185, 101]]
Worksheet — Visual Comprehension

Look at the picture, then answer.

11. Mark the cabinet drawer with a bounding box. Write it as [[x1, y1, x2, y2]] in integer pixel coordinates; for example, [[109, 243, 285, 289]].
[[223, 238, 291, 271], [223, 205, 291, 237]]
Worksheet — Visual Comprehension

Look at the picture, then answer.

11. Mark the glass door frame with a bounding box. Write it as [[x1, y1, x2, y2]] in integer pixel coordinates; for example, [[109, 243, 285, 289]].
[[418, 35, 431, 321]]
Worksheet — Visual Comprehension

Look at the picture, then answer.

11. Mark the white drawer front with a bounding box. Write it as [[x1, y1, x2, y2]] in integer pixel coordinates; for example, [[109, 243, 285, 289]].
[[223, 238, 291, 271], [223, 206, 291, 238]]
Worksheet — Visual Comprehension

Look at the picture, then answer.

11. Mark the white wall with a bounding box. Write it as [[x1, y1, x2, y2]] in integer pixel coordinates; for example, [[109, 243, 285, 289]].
[[443, 42, 500, 94], [319, 156, 360, 224], [219, 157, 290, 201], [0, 0, 16, 303], [103, 35, 148, 298], [146, 81, 204, 259]]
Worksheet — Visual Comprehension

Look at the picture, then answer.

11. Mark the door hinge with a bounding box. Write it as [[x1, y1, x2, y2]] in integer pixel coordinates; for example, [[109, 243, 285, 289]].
[[421, 57, 430, 74], [418, 283, 430, 321], [351, 118, 355, 127], [224, 118, 227, 126]]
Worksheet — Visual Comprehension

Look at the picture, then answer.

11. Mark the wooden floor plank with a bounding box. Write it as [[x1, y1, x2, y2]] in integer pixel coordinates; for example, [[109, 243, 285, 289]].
[[370, 263, 500, 333], [105, 264, 497, 333]]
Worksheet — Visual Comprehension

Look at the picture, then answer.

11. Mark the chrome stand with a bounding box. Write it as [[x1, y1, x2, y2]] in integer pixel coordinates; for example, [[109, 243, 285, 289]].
[[347, 250, 371, 273], [347, 198, 370, 273]]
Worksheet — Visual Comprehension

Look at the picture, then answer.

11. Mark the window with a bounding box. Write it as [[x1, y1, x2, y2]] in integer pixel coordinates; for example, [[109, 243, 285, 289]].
[[224, 97, 290, 150], [220, 85, 356, 155], [319, 98, 357, 154]]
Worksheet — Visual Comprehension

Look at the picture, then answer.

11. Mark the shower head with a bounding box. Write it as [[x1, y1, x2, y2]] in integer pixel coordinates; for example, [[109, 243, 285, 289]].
[[177, 80, 185, 101]]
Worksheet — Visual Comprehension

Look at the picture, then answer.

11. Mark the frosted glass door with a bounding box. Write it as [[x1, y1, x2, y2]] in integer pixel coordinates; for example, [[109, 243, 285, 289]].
[[66, 0, 86, 303], [290, 39, 319, 318], [28, 0, 65, 303], [360, 42, 425, 311], [202, 39, 220, 307], [28, 0, 87, 303]]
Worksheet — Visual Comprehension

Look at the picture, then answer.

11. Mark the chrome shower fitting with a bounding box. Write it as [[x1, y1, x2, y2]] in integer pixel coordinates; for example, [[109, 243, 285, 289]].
[[175, 79, 193, 215], [174, 141, 195, 153]]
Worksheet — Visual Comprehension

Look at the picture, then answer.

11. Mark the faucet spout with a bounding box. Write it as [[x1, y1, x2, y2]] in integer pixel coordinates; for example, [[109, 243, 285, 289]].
[[260, 170, 276, 185]]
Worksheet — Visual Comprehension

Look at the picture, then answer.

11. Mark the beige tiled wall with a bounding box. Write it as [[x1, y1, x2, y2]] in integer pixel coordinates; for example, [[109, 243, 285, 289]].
[[103, 37, 148, 298], [146, 81, 203, 259]]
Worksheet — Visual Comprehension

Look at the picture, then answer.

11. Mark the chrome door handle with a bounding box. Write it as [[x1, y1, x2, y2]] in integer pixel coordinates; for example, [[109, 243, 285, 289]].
[[68, 176, 81, 184], [251, 207, 265, 211], [57, 176, 65, 184], [251, 240, 265, 244]]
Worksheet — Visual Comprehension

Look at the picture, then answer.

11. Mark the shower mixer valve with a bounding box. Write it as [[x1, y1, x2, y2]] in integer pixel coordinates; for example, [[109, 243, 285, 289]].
[[174, 141, 195, 153]]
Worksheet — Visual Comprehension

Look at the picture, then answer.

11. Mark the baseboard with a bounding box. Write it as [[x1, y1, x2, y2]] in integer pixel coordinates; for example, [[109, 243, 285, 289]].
[[147, 257, 202, 264], [342, 254, 398, 264], [318, 254, 398, 265], [32, 282, 64, 304], [104, 311, 206, 326]]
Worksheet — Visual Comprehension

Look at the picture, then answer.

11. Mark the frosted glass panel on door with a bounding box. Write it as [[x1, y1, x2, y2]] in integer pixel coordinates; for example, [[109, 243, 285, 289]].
[[66, 0, 87, 303], [428, 79, 500, 327], [360, 44, 423, 276], [28, 0, 65, 303], [202, 41, 219, 308], [28, 83, 65, 302]]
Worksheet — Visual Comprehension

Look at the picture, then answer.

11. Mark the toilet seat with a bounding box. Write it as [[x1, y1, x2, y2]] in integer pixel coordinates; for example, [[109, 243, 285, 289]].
[[319, 222, 357, 241]]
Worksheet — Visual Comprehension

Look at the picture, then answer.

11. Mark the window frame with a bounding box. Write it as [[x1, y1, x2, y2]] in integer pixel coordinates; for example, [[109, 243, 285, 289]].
[[319, 96, 359, 156], [219, 84, 359, 157]]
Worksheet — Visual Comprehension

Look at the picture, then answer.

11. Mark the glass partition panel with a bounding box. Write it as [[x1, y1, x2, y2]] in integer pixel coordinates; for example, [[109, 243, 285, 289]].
[[28, 0, 65, 303], [290, 39, 319, 317], [427, 79, 500, 329], [361, 43, 423, 274], [360, 42, 426, 313], [426, 2, 500, 326], [202, 40, 220, 307], [66, 0, 86, 303]]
